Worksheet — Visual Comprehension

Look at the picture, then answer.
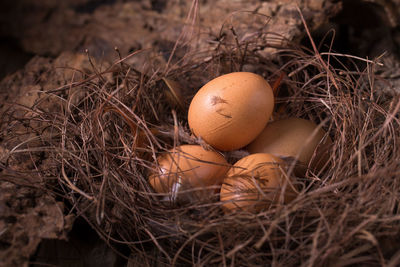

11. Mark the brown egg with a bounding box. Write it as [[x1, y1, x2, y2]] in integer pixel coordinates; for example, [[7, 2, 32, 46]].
[[149, 145, 229, 201], [247, 118, 332, 174], [188, 72, 274, 151], [220, 153, 297, 213]]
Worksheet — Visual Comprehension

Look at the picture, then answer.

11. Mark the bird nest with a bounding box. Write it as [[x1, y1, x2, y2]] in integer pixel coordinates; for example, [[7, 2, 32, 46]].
[[1, 12, 400, 266]]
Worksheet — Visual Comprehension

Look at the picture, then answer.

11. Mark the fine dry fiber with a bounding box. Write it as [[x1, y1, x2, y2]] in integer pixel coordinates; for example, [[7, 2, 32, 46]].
[[1, 10, 400, 267]]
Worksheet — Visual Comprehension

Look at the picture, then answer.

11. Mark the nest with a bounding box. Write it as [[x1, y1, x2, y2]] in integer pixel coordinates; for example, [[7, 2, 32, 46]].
[[2, 11, 400, 266]]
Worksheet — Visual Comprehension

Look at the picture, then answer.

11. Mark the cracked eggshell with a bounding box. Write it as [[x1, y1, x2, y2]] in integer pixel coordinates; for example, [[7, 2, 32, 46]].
[[149, 145, 229, 201], [188, 72, 274, 151], [248, 117, 333, 173], [220, 153, 297, 213]]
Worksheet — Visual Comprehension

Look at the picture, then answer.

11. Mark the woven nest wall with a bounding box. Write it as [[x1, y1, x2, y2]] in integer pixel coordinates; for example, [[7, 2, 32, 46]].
[[1, 10, 400, 266]]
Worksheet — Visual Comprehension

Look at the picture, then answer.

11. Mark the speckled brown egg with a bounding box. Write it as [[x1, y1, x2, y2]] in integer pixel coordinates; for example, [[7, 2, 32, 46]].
[[247, 117, 332, 174], [220, 153, 297, 213], [149, 145, 229, 201], [188, 72, 274, 151]]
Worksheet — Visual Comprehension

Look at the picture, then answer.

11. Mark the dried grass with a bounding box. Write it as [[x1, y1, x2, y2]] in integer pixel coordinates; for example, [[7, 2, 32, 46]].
[[1, 9, 400, 267]]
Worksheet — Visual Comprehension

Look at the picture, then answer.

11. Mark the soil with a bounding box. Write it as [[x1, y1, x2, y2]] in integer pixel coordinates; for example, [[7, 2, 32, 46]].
[[1, 0, 400, 266]]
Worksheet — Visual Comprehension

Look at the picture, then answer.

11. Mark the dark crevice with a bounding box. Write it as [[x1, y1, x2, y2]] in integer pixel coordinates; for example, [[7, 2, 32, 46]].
[[0, 37, 34, 80], [31, 217, 128, 267], [75, 0, 118, 14], [151, 0, 167, 13], [301, 0, 400, 69]]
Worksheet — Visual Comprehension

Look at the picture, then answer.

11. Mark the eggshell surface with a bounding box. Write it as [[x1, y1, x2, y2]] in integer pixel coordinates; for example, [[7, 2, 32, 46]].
[[247, 117, 332, 173], [220, 153, 296, 213], [188, 72, 274, 151], [149, 145, 229, 201]]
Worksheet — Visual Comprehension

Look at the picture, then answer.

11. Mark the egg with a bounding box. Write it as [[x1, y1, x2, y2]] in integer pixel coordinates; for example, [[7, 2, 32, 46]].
[[149, 145, 229, 201], [247, 117, 332, 174], [188, 72, 274, 151], [220, 153, 297, 213]]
